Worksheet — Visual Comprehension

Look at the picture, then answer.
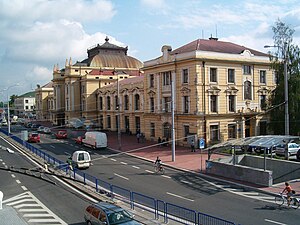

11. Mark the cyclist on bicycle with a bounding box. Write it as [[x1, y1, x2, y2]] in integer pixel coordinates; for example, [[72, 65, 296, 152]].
[[282, 182, 293, 205], [154, 156, 162, 171]]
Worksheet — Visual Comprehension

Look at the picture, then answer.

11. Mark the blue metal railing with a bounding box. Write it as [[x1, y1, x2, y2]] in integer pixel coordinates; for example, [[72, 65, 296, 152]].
[[1, 129, 239, 225]]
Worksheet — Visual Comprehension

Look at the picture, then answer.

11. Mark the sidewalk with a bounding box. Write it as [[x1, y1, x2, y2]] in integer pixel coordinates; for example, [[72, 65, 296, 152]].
[[106, 131, 300, 196]]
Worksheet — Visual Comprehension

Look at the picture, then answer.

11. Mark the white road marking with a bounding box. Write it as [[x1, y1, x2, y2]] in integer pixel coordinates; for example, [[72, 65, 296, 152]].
[[16, 180, 21, 184], [11, 174, 16, 178], [120, 162, 128, 165], [21, 186, 28, 191], [0, 159, 3, 161], [24, 213, 54, 217], [181, 180, 192, 185], [265, 219, 287, 225], [2, 162, 5, 165], [110, 158, 117, 161], [166, 192, 194, 202], [145, 170, 154, 174], [50, 145, 55, 148], [29, 218, 61, 223], [161, 175, 171, 179], [19, 208, 47, 212], [132, 166, 140, 169], [114, 173, 129, 180]]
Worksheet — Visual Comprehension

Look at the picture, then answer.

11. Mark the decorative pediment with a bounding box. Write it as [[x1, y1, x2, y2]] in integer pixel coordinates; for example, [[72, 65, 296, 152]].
[[225, 86, 239, 95], [130, 87, 140, 93], [120, 88, 128, 94], [180, 87, 191, 95], [147, 90, 156, 97], [207, 86, 221, 95], [257, 86, 270, 95]]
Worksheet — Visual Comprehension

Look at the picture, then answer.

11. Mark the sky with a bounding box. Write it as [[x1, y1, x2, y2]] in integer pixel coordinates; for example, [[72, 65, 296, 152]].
[[0, 0, 300, 98]]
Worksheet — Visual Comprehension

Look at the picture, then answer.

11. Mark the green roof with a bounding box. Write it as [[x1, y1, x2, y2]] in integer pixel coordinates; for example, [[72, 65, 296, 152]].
[[19, 91, 35, 98]]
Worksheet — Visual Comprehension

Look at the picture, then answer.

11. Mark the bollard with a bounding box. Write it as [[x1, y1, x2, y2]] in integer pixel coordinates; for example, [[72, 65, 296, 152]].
[[0, 191, 3, 210]]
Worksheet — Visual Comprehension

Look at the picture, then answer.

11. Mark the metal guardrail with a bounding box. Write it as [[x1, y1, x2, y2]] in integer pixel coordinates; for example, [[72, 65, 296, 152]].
[[2, 129, 240, 225]]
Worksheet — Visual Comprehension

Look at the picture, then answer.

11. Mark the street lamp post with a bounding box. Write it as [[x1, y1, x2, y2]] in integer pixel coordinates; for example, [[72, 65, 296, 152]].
[[4, 84, 20, 134], [264, 43, 289, 135]]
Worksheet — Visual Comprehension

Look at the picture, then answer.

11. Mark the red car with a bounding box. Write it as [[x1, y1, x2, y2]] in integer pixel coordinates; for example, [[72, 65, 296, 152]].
[[55, 130, 67, 139], [28, 133, 40, 143]]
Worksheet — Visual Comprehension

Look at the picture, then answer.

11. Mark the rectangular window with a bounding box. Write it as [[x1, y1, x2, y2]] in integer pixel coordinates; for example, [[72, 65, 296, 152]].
[[25, 106, 29, 110], [260, 70, 266, 84], [150, 97, 154, 112], [210, 95, 217, 112], [182, 69, 188, 83], [243, 65, 251, 75], [260, 95, 267, 110], [25, 99, 29, 103], [228, 124, 237, 139], [183, 96, 189, 113], [228, 69, 235, 83], [210, 68, 217, 82], [259, 121, 267, 135], [115, 96, 118, 110], [115, 115, 118, 129], [107, 115, 111, 128], [163, 97, 171, 112], [124, 95, 129, 110], [162, 71, 171, 86], [210, 125, 219, 141], [228, 95, 235, 112], [149, 74, 154, 87], [184, 125, 189, 141], [150, 123, 155, 137]]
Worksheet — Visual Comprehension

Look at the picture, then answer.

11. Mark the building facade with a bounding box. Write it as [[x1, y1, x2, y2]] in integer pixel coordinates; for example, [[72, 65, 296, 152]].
[[51, 37, 143, 126], [35, 82, 53, 121], [14, 91, 36, 117], [141, 38, 274, 146]]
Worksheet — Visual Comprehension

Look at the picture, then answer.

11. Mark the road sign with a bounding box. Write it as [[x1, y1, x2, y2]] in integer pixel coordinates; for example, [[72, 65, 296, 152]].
[[199, 138, 205, 149]]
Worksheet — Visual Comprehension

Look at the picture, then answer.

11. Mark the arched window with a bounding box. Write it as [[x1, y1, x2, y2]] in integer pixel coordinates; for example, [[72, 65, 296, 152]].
[[106, 96, 111, 110], [134, 94, 140, 110], [124, 95, 129, 110], [244, 81, 252, 100]]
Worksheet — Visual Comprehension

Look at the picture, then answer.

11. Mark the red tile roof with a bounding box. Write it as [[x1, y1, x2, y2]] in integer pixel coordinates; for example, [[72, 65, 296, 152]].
[[171, 38, 268, 56]]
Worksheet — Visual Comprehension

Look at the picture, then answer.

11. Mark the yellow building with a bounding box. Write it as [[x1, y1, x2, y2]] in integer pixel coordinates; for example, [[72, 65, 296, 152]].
[[51, 37, 143, 126], [142, 38, 274, 146], [35, 82, 53, 121]]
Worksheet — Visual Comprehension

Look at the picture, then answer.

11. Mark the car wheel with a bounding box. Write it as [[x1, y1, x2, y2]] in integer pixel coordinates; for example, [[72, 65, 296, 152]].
[[86, 221, 92, 225]]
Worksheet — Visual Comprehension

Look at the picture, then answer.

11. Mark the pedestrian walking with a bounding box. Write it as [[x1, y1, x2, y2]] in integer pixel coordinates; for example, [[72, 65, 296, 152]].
[[191, 139, 195, 152], [158, 137, 162, 147], [136, 132, 140, 143]]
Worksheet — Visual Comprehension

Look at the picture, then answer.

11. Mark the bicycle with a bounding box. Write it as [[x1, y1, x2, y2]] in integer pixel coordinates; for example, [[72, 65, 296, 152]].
[[154, 164, 165, 174], [275, 193, 299, 209]]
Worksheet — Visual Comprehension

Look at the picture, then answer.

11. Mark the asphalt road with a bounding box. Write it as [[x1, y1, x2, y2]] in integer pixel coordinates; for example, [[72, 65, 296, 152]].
[[6, 126, 300, 225], [0, 135, 95, 225]]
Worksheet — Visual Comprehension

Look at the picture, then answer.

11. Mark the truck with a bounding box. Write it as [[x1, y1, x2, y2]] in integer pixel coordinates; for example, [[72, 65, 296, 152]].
[[76, 131, 107, 149]]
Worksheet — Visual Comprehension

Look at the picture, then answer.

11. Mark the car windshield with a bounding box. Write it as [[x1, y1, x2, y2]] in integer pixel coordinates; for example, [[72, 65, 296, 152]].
[[107, 210, 133, 225], [32, 133, 39, 137]]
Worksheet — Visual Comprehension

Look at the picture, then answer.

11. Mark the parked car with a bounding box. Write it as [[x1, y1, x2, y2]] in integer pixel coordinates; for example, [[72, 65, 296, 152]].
[[84, 202, 140, 225], [43, 127, 52, 134], [31, 123, 42, 130], [275, 143, 300, 157], [37, 126, 45, 133], [55, 130, 67, 139], [28, 132, 40, 143]]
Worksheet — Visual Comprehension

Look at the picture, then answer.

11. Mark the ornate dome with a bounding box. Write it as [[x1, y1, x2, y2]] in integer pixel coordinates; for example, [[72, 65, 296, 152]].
[[89, 54, 143, 69], [80, 37, 143, 69]]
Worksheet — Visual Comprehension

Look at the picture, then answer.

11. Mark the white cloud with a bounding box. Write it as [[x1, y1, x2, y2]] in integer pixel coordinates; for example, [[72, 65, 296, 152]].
[[0, 0, 116, 23], [140, 0, 169, 15], [25, 66, 52, 84]]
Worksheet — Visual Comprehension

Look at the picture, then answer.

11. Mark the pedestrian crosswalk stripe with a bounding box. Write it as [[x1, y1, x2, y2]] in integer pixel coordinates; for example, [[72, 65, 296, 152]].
[[3, 191, 67, 225]]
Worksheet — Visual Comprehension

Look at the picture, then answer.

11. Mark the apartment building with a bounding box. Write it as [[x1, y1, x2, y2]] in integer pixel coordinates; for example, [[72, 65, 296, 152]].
[[14, 91, 36, 117]]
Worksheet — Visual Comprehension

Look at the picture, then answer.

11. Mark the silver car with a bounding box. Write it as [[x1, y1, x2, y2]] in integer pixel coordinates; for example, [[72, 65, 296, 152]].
[[84, 202, 140, 225], [275, 143, 300, 156]]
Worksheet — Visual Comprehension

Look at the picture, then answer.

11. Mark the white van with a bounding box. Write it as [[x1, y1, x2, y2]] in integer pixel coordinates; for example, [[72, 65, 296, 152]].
[[67, 151, 91, 169], [82, 131, 107, 149]]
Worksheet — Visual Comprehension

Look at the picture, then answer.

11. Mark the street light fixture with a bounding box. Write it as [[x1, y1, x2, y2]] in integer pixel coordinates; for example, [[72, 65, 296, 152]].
[[4, 84, 20, 134], [264, 43, 289, 136]]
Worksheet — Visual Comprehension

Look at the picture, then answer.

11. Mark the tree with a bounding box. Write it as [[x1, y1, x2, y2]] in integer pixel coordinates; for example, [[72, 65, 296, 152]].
[[268, 19, 300, 135]]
